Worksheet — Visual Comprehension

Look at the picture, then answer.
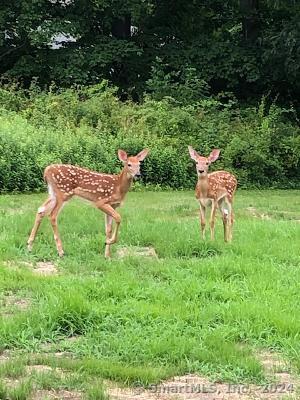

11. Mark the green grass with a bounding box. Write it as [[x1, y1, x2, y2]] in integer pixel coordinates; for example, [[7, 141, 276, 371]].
[[0, 190, 300, 397]]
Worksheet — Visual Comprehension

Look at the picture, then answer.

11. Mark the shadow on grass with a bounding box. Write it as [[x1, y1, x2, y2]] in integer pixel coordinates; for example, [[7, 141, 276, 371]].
[[170, 243, 222, 259]]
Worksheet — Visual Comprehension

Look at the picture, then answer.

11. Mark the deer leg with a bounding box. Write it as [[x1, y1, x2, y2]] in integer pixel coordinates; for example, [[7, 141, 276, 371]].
[[49, 199, 65, 257], [199, 204, 206, 240], [27, 197, 56, 251], [97, 203, 121, 258], [218, 199, 228, 242], [220, 197, 232, 242], [209, 201, 217, 240], [104, 214, 113, 258], [226, 198, 234, 242]]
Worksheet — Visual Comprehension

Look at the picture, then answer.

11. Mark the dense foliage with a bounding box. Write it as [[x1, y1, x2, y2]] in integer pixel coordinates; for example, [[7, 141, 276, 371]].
[[0, 83, 299, 192], [0, 0, 299, 102]]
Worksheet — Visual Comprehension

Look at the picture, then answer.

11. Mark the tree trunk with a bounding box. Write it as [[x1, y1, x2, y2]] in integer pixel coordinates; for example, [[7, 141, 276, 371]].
[[240, 0, 260, 42], [111, 14, 131, 39]]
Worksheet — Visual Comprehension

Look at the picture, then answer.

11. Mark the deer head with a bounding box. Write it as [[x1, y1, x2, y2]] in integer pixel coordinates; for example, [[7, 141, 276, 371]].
[[118, 149, 149, 179], [188, 146, 220, 178]]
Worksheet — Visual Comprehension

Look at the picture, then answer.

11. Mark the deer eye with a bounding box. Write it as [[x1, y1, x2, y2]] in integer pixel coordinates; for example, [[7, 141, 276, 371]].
[[128, 163, 132, 167], [206, 162, 209, 165]]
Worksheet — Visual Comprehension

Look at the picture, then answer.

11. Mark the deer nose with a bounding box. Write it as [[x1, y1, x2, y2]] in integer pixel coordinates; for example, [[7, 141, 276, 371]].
[[198, 170, 204, 173]]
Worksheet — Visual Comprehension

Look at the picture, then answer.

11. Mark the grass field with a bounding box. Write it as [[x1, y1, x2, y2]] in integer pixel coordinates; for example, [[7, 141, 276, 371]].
[[0, 190, 300, 399]]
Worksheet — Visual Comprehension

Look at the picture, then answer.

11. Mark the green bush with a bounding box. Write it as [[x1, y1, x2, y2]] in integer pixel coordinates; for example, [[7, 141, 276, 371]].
[[0, 83, 299, 192]]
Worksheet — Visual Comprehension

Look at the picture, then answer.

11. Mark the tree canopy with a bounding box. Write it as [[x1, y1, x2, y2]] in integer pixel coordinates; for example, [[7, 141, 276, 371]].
[[0, 0, 299, 102]]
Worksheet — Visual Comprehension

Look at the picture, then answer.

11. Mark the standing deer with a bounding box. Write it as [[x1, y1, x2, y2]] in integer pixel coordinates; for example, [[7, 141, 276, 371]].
[[188, 147, 237, 242], [27, 149, 149, 258]]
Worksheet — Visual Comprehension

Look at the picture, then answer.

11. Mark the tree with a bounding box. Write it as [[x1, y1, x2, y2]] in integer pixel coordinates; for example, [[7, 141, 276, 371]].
[[0, 0, 299, 103], [240, 0, 260, 42]]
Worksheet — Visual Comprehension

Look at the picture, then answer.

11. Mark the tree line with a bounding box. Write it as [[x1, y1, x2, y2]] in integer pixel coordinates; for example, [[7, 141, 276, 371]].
[[0, 0, 299, 103]]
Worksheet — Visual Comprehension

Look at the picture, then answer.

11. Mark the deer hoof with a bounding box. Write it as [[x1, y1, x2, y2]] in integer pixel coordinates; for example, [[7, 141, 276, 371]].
[[58, 250, 64, 257]]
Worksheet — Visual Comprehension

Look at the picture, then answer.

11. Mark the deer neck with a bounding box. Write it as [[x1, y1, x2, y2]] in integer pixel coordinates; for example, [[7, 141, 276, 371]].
[[118, 168, 134, 196], [197, 175, 209, 197]]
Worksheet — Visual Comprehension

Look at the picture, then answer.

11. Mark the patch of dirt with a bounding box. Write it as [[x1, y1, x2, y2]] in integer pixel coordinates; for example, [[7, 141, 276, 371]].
[[15, 298, 31, 310], [106, 351, 299, 400], [3, 260, 33, 270], [246, 207, 300, 222], [116, 246, 158, 259], [3, 260, 58, 275], [26, 364, 65, 376], [53, 351, 74, 358], [0, 350, 11, 364], [33, 262, 58, 276], [247, 207, 272, 220], [0, 355, 81, 398], [2, 294, 31, 310], [31, 389, 82, 400], [19, 261, 33, 267], [27, 364, 54, 373], [259, 351, 288, 373], [257, 350, 299, 391], [3, 376, 23, 389], [0, 294, 31, 318]]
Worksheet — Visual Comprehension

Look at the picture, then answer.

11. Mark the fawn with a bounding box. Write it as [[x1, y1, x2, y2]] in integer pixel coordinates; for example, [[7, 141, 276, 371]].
[[27, 149, 149, 258], [188, 147, 237, 242]]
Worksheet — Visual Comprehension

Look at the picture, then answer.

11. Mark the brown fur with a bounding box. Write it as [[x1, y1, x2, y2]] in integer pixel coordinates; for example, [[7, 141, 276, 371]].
[[27, 150, 148, 258], [189, 147, 237, 242], [195, 171, 237, 202]]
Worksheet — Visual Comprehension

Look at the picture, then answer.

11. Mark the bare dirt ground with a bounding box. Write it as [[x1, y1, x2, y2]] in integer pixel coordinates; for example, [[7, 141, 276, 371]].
[[246, 207, 272, 220], [0, 350, 11, 364], [0, 293, 31, 317], [116, 246, 158, 259], [4, 260, 58, 275], [107, 351, 299, 400], [246, 207, 300, 222], [31, 389, 82, 400], [0, 348, 299, 399], [33, 261, 58, 276]]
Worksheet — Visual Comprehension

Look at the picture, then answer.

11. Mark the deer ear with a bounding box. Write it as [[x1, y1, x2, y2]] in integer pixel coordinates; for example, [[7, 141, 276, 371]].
[[188, 146, 199, 162], [208, 149, 220, 163], [137, 148, 149, 161], [118, 149, 128, 163]]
